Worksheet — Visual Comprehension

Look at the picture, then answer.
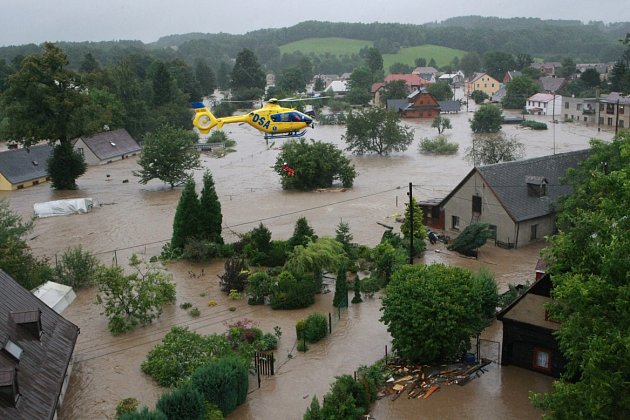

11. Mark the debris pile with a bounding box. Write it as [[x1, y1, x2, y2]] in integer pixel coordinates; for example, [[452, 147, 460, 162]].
[[381, 359, 492, 401]]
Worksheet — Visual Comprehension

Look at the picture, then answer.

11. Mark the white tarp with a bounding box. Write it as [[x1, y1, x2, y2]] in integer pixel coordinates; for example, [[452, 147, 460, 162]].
[[32, 281, 76, 314], [33, 198, 94, 218]]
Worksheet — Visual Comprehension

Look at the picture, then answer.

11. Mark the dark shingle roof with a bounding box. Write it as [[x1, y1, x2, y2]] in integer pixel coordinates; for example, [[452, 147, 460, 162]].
[[477, 149, 590, 222], [437, 100, 461, 113], [74, 129, 140, 161], [0, 270, 79, 419], [386, 99, 410, 112], [0, 145, 53, 184]]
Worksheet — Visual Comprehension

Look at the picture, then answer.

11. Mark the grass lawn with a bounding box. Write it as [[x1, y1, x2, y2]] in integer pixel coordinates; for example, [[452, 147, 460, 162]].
[[383, 44, 467, 71], [279, 37, 373, 56]]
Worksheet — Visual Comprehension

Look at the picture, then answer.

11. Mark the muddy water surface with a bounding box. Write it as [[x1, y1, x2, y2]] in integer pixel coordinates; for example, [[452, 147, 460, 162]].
[[0, 104, 613, 419]]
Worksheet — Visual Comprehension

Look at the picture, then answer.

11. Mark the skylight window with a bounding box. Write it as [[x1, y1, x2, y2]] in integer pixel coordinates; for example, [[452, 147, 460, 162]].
[[110, 141, 116, 147], [2, 340, 23, 362]]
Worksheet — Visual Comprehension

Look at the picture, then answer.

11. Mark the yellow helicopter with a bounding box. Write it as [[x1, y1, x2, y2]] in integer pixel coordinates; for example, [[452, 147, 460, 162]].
[[192, 98, 319, 140]]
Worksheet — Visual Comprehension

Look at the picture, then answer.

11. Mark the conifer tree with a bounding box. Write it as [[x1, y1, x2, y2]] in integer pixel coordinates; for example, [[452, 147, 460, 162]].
[[289, 217, 316, 249], [335, 221, 354, 258], [333, 265, 349, 308], [303, 396, 322, 420], [199, 171, 223, 244], [171, 178, 201, 251], [351, 277, 363, 304]]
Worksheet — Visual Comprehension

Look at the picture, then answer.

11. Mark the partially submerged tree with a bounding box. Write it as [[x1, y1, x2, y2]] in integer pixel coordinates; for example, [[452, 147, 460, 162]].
[[344, 107, 414, 155], [431, 115, 452, 134], [96, 255, 176, 335], [288, 217, 317, 249], [274, 139, 356, 190], [333, 265, 349, 308], [199, 171, 223, 244], [470, 104, 502, 133], [135, 124, 201, 188], [218, 258, 249, 292], [447, 222, 495, 255], [381, 264, 493, 363], [171, 178, 202, 251], [465, 133, 524, 166]]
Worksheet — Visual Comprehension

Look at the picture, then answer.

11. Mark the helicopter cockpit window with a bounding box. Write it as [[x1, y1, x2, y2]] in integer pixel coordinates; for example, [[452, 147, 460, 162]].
[[290, 112, 303, 122], [271, 113, 291, 122]]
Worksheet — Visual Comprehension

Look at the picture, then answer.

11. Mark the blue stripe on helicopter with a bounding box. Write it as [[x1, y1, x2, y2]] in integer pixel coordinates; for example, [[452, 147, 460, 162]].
[[191, 102, 206, 109]]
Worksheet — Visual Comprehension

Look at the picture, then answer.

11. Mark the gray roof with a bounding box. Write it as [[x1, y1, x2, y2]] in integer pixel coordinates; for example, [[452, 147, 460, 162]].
[[73, 129, 140, 161], [386, 99, 410, 112], [438, 100, 461, 113], [0, 270, 80, 419], [476, 150, 590, 222], [538, 77, 566, 93], [0, 144, 53, 184]]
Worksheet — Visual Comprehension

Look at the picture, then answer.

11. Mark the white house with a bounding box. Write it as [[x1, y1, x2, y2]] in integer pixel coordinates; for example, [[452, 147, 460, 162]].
[[525, 93, 563, 116]]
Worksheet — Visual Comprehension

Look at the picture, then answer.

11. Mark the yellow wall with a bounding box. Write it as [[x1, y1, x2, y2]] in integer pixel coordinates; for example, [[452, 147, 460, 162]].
[[466, 73, 500, 97], [0, 174, 49, 191]]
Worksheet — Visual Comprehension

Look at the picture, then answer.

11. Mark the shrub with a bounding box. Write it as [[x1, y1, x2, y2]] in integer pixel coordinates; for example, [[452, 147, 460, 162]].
[[229, 289, 241, 300], [191, 356, 248, 416], [208, 130, 229, 143], [246, 271, 275, 305], [320, 375, 368, 419], [116, 398, 139, 418], [304, 313, 328, 343], [55, 245, 100, 289], [270, 271, 316, 309], [473, 268, 499, 320], [120, 407, 167, 420], [179, 302, 192, 310], [155, 384, 205, 420], [418, 135, 459, 155], [218, 258, 249, 292], [189, 307, 201, 317], [521, 119, 548, 130], [360, 275, 383, 298], [182, 239, 233, 261], [141, 327, 232, 387], [257, 332, 278, 351], [295, 319, 307, 340], [297, 341, 309, 352]]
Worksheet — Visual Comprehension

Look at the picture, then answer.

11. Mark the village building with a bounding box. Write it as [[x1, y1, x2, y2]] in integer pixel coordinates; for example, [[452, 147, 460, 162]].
[[531, 62, 561, 77], [325, 80, 348, 98], [0, 144, 53, 191], [441, 149, 589, 249], [438, 71, 465, 87], [72, 128, 141, 166], [0, 270, 80, 419], [502, 70, 522, 84], [562, 92, 630, 130], [412, 66, 439, 83], [537, 76, 566, 94], [399, 89, 441, 118], [465, 72, 501, 97], [525, 93, 563, 116], [497, 273, 566, 377]]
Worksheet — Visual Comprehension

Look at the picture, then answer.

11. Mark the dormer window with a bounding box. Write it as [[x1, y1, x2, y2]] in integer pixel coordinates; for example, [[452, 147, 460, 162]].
[[526, 176, 548, 197], [2, 340, 23, 362], [32, 160, 39, 166], [110, 141, 116, 147], [0, 368, 20, 407], [12, 309, 42, 339]]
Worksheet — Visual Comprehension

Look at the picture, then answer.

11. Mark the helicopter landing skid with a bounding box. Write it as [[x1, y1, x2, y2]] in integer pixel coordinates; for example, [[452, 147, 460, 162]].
[[264, 130, 307, 140]]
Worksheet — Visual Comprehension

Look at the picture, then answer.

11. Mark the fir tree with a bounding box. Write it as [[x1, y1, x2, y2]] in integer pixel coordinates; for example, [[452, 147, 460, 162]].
[[303, 396, 322, 420], [289, 217, 316, 249], [199, 171, 223, 244], [47, 141, 87, 190], [335, 221, 354, 258], [333, 266, 349, 308], [171, 178, 201, 251], [351, 277, 363, 304]]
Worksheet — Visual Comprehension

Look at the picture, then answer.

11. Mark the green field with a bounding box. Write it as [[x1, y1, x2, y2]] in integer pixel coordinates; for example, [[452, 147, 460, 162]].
[[279, 38, 467, 73], [383, 45, 467, 71], [279, 37, 373, 56]]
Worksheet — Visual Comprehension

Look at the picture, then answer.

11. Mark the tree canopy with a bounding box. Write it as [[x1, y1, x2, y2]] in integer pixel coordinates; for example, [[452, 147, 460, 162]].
[[381, 264, 493, 363], [531, 131, 630, 418], [344, 107, 414, 155], [134, 125, 201, 188], [273, 139, 356, 190], [470, 104, 503, 133], [465, 133, 524, 166], [502, 76, 539, 109], [230, 48, 266, 99]]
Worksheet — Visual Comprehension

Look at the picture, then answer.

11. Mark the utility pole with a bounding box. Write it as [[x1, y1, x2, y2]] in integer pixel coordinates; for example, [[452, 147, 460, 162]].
[[615, 99, 620, 135], [407, 182, 414, 265], [552, 92, 556, 155], [596, 86, 601, 132]]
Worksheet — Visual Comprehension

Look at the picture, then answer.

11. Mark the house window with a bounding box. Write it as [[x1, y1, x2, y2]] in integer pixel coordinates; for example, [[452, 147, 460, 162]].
[[2, 340, 23, 362], [564, 102, 569, 109], [584, 117, 588, 122], [78, 147, 84, 156], [16, 185, 24, 190], [621, 120, 625, 128], [600, 103, 605, 111], [530, 224, 538, 240], [533, 347, 552, 372], [452, 215, 460, 230], [472, 195, 482, 214], [33, 180, 39, 185], [608, 117, 613, 126], [431, 206, 440, 219], [576, 103, 582, 111]]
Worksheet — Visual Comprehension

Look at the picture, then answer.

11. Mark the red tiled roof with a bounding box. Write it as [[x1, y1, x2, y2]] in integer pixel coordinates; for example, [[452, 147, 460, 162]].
[[384, 74, 424, 86]]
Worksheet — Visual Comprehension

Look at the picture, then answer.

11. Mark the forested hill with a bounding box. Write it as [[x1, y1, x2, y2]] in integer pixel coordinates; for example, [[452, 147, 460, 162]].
[[152, 17, 630, 61]]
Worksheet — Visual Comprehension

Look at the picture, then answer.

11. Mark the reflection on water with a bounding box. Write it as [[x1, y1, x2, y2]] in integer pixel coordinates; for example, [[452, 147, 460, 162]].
[[0, 105, 610, 419]]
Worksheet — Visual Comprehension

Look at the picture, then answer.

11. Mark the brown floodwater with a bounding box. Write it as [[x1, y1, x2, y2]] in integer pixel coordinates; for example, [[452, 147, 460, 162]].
[[0, 97, 614, 419]]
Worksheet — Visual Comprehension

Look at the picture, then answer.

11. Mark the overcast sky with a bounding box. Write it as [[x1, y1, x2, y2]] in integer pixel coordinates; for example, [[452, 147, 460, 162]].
[[0, 0, 626, 47]]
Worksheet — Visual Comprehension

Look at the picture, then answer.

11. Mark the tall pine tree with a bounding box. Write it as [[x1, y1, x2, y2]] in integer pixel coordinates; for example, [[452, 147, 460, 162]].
[[288, 217, 316, 249], [171, 178, 201, 251], [199, 171, 223, 244]]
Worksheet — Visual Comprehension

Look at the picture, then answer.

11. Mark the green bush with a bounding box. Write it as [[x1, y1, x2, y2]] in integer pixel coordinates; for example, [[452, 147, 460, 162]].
[[116, 398, 139, 418], [360, 275, 383, 298], [418, 135, 459, 155], [191, 356, 249, 416], [120, 407, 167, 420], [156, 384, 205, 420], [520, 119, 548, 130], [189, 307, 201, 317], [182, 239, 233, 261], [141, 327, 232, 387], [295, 319, 307, 341], [55, 245, 100, 289], [256, 332, 278, 351], [270, 271, 316, 309], [320, 375, 369, 419], [304, 312, 328, 343], [208, 130, 229, 143], [472, 268, 499, 319], [179, 302, 192, 310], [246, 271, 275, 305]]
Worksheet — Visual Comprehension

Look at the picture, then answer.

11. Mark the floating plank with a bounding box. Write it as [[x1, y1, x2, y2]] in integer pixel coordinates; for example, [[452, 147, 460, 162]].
[[423, 385, 440, 399]]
